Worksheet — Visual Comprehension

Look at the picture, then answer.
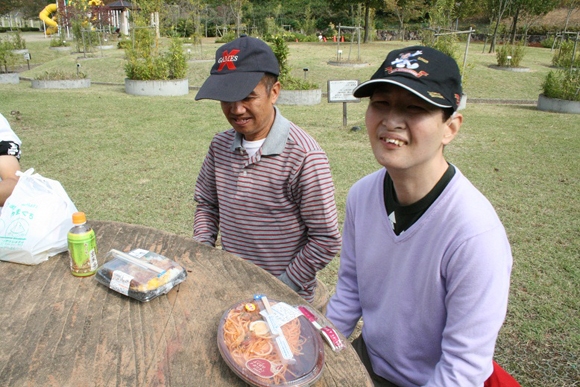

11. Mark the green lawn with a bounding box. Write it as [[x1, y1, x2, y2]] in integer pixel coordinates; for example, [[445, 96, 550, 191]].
[[2, 32, 579, 386]]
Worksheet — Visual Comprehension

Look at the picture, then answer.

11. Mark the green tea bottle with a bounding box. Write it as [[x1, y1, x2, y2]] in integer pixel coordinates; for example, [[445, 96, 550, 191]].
[[68, 212, 98, 276]]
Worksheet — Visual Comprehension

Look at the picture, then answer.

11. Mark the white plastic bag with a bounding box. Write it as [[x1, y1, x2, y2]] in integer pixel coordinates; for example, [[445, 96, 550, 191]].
[[0, 168, 78, 265]]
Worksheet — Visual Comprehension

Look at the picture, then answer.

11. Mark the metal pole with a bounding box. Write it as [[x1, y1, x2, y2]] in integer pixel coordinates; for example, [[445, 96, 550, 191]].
[[462, 28, 472, 81], [343, 102, 347, 126], [357, 27, 361, 61], [82, 29, 86, 58], [337, 24, 341, 61], [571, 32, 579, 73]]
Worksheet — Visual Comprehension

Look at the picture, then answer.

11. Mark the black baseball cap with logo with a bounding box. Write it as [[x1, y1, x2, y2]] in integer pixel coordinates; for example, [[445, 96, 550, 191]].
[[353, 46, 462, 111], [195, 35, 280, 102]]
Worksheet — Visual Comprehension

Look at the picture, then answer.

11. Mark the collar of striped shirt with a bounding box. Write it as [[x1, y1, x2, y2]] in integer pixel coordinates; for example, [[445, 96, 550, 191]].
[[231, 106, 290, 156]]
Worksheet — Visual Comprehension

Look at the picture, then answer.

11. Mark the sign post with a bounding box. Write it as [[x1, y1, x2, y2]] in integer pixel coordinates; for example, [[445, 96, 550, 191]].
[[23, 53, 31, 70], [327, 80, 360, 126]]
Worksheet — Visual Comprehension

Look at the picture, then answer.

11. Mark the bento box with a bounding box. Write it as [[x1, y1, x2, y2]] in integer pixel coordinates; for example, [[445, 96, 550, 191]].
[[217, 297, 324, 386], [95, 248, 187, 302]]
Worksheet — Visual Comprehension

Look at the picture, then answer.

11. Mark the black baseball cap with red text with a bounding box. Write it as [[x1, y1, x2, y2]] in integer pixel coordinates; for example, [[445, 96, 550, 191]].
[[195, 35, 280, 102], [353, 46, 463, 111]]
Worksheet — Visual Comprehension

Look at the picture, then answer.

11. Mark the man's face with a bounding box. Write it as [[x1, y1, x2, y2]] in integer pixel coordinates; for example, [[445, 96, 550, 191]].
[[365, 84, 460, 174], [220, 79, 280, 141]]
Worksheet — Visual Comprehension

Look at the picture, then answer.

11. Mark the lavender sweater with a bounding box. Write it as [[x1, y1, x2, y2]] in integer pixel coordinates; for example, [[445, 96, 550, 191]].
[[327, 168, 512, 387]]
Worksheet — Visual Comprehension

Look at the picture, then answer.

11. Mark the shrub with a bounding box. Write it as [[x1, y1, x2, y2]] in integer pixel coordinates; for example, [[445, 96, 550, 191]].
[[270, 35, 318, 90], [542, 69, 580, 102], [552, 40, 580, 68], [124, 33, 187, 80], [540, 36, 555, 49], [7, 31, 26, 50], [0, 38, 17, 73], [175, 18, 195, 37], [72, 20, 100, 52], [421, 33, 460, 63], [166, 38, 186, 79], [117, 38, 131, 49], [50, 36, 70, 47], [496, 42, 526, 67], [215, 31, 237, 43], [34, 69, 87, 80]]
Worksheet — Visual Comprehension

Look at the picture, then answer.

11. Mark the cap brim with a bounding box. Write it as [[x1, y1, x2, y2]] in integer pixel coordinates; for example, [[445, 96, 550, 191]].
[[352, 78, 452, 109], [195, 72, 265, 102]]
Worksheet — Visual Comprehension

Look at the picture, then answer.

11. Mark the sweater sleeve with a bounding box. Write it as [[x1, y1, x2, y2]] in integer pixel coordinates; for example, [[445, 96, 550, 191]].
[[283, 150, 342, 291], [193, 141, 220, 246], [425, 226, 512, 387], [325, 193, 362, 338]]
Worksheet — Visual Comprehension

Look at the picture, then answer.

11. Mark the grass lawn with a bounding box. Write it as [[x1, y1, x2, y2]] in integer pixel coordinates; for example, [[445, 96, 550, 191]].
[[2, 32, 579, 386]]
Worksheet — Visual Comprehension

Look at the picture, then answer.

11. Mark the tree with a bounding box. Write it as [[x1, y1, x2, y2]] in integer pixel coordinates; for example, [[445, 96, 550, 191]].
[[332, 0, 382, 43], [561, 0, 579, 32], [384, 0, 425, 40], [508, 0, 558, 43], [488, 0, 513, 53]]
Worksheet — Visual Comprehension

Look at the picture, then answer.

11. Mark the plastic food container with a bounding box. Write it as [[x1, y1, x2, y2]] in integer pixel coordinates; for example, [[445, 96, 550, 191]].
[[95, 249, 187, 302], [217, 298, 324, 386]]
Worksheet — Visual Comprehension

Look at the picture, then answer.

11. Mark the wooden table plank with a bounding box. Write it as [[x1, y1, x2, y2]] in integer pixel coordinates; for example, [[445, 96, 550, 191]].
[[0, 220, 371, 386]]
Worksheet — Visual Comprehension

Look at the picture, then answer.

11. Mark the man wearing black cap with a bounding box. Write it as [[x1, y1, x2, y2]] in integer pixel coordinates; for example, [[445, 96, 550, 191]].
[[193, 36, 341, 303], [326, 47, 514, 386]]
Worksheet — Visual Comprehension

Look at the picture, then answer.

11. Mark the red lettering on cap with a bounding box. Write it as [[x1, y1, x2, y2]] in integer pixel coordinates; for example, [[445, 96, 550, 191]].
[[217, 49, 240, 71]]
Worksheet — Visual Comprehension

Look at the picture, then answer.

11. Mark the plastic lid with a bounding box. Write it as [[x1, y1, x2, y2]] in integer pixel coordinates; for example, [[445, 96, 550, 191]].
[[217, 299, 324, 387], [72, 212, 86, 224]]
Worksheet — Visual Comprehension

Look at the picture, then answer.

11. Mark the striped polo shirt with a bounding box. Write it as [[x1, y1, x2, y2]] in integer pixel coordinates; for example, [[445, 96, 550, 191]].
[[194, 107, 342, 301]]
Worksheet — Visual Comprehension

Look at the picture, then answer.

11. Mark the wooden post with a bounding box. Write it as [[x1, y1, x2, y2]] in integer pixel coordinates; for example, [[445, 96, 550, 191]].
[[343, 102, 347, 126]]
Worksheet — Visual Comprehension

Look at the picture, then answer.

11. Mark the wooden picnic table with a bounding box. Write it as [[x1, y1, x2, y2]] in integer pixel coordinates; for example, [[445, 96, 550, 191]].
[[0, 220, 372, 386]]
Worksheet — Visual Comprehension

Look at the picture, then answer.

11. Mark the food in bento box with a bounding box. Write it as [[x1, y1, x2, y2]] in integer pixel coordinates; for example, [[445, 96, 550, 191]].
[[217, 299, 324, 387], [95, 249, 187, 302]]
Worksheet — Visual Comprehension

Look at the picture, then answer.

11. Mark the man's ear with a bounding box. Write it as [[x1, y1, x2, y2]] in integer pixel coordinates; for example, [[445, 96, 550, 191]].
[[270, 81, 281, 104], [442, 112, 462, 146]]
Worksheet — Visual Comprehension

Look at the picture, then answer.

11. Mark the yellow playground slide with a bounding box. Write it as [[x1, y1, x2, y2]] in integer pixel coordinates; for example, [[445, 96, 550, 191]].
[[39, 1, 103, 35], [39, 3, 58, 34]]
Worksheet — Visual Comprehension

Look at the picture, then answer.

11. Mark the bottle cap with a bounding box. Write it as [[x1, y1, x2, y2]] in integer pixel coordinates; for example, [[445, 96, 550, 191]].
[[72, 212, 87, 224]]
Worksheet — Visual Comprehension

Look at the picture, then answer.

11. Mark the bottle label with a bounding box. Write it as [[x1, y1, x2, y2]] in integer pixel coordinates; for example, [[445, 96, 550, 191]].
[[68, 230, 98, 276]]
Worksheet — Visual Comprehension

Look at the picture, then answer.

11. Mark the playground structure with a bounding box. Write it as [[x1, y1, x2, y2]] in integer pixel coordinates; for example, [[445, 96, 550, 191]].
[[38, 0, 134, 37]]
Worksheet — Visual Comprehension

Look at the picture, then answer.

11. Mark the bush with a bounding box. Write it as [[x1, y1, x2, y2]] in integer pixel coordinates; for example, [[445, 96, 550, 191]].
[[0, 38, 17, 73], [270, 35, 318, 90], [34, 69, 87, 80], [175, 18, 195, 37], [215, 31, 237, 43], [117, 38, 131, 49], [166, 38, 186, 79], [421, 33, 460, 63], [552, 40, 580, 68], [6, 31, 26, 50], [496, 43, 526, 67], [542, 69, 580, 102], [50, 36, 70, 47], [124, 35, 187, 81], [540, 36, 555, 49]]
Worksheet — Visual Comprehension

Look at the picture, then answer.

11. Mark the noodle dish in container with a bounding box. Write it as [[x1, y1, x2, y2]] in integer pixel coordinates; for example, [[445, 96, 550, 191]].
[[217, 296, 324, 386]]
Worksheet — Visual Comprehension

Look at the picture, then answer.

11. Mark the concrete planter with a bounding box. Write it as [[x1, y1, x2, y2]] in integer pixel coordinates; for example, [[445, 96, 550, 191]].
[[31, 78, 91, 89], [489, 65, 530, 72], [49, 46, 72, 52], [0, 73, 19, 84], [125, 78, 189, 96], [458, 93, 467, 110], [327, 61, 369, 68], [537, 94, 580, 114], [11, 49, 29, 55], [276, 89, 322, 105]]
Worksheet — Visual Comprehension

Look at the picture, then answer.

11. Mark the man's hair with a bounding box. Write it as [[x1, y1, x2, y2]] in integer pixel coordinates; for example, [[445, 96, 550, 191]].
[[443, 108, 455, 122], [261, 73, 279, 95]]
